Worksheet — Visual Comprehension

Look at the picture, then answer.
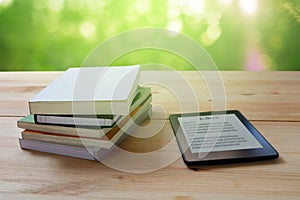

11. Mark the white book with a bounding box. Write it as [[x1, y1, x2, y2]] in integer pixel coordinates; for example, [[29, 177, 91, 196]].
[[17, 88, 152, 139], [29, 65, 140, 115]]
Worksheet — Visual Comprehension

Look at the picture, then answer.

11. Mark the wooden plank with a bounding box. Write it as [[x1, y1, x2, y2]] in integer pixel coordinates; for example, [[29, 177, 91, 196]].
[[1, 191, 299, 200], [0, 71, 299, 121], [0, 71, 299, 199], [1, 116, 299, 199], [0, 71, 61, 86]]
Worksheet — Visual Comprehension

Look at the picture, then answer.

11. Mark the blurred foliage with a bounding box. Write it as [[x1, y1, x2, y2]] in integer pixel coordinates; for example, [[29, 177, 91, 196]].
[[0, 0, 299, 71]]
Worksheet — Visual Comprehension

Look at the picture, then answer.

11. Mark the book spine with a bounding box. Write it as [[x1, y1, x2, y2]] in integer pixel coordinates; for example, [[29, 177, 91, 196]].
[[34, 114, 115, 128]]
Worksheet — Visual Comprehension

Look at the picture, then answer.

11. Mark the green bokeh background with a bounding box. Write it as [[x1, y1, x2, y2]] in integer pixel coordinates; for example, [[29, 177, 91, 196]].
[[0, 0, 299, 71]]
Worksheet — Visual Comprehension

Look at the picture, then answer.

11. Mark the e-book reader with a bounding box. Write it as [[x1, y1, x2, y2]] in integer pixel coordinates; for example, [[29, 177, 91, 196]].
[[169, 110, 279, 169]]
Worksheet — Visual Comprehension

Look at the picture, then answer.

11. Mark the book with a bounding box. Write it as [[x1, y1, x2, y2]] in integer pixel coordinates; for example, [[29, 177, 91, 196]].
[[29, 65, 140, 115], [19, 139, 96, 160], [33, 87, 151, 128], [19, 106, 152, 160], [35, 114, 121, 128], [17, 88, 152, 138], [18, 114, 110, 139], [21, 100, 152, 149]]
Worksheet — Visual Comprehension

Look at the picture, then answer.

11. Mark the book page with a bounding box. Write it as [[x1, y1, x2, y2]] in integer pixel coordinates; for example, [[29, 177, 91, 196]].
[[178, 114, 263, 153]]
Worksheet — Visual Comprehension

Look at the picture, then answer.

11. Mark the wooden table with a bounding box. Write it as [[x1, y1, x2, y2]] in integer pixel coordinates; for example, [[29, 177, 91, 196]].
[[0, 71, 299, 199]]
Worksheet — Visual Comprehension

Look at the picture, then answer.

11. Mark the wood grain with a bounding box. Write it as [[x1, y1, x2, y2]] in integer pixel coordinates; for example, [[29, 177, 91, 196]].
[[0, 71, 299, 121], [0, 71, 299, 199]]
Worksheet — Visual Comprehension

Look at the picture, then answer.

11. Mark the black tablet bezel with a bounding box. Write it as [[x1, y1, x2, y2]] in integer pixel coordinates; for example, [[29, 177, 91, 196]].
[[169, 110, 279, 168]]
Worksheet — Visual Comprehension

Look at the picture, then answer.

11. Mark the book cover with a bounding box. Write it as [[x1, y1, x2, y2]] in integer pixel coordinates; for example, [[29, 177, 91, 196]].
[[32, 87, 151, 128], [29, 65, 140, 115]]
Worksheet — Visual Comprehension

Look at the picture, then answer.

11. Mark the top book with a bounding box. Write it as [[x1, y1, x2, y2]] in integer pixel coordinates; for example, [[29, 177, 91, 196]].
[[29, 65, 140, 115]]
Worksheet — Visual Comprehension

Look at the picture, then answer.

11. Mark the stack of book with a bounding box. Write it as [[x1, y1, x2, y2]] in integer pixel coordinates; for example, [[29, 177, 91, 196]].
[[17, 65, 152, 160]]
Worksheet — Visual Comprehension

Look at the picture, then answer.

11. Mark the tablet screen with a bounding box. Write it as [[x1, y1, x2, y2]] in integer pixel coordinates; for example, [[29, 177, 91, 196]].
[[170, 110, 279, 167], [178, 114, 263, 153]]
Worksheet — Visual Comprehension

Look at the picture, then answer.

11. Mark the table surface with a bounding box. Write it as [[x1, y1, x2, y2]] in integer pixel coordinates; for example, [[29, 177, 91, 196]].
[[0, 71, 299, 199]]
